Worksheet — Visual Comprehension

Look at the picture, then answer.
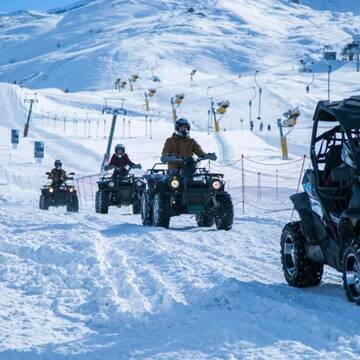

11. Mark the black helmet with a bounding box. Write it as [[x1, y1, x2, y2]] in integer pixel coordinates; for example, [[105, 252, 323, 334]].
[[115, 144, 125, 155], [175, 118, 190, 138], [54, 160, 62, 169]]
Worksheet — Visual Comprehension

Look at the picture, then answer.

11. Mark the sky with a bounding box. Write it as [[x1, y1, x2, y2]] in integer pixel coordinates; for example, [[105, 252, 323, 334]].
[[0, 0, 77, 13]]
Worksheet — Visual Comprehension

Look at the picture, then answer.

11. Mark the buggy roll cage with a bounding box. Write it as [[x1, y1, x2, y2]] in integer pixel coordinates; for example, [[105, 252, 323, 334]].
[[311, 97, 360, 181]]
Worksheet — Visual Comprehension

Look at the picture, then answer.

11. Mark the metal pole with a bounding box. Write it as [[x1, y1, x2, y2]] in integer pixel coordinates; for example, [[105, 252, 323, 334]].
[[23, 100, 35, 137], [241, 154, 245, 214], [101, 114, 117, 172], [328, 64, 331, 102]]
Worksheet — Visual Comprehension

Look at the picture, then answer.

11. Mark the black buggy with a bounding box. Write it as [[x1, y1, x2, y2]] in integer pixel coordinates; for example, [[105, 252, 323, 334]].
[[281, 96, 360, 303], [140, 156, 234, 230], [95, 167, 145, 214], [39, 172, 79, 212]]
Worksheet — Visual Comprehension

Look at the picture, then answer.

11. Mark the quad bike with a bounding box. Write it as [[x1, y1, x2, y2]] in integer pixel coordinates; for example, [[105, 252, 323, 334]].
[[39, 172, 79, 212], [140, 155, 234, 230], [95, 166, 145, 214], [281, 95, 360, 303]]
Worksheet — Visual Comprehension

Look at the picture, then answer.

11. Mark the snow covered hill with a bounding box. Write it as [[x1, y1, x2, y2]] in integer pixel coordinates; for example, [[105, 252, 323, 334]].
[[1, 0, 360, 359]]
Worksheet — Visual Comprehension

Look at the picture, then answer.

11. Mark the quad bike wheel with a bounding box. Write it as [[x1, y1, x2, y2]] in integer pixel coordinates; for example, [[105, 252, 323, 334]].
[[343, 239, 360, 304], [95, 190, 109, 214], [281, 222, 323, 287], [67, 195, 79, 213], [39, 194, 49, 210], [132, 197, 141, 215], [141, 191, 153, 226], [152, 193, 171, 229], [196, 213, 215, 227], [214, 193, 233, 231]]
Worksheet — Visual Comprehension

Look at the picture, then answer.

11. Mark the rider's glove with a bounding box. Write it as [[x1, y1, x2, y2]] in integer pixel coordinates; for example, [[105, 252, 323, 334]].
[[161, 154, 180, 163], [204, 152, 217, 161], [133, 164, 142, 169]]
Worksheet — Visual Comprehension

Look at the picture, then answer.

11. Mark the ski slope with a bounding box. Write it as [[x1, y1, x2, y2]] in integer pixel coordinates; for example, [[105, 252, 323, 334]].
[[1, 0, 360, 359]]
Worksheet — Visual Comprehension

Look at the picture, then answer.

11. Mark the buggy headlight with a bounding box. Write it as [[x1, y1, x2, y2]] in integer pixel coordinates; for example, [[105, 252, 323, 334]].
[[108, 181, 115, 188], [49, 187, 54, 193], [212, 180, 222, 190], [170, 178, 180, 189]]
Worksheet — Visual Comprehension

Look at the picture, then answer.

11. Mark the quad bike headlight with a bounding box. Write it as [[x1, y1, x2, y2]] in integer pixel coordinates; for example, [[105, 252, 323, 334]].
[[170, 178, 180, 189], [69, 188, 74, 193], [136, 179, 144, 187], [108, 181, 115, 188], [49, 187, 54, 193], [212, 180, 222, 190]]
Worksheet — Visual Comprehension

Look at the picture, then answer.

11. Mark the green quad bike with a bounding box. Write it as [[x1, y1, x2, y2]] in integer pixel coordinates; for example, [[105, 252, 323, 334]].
[[95, 166, 145, 215], [140, 155, 234, 230], [39, 172, 79, 212], [281, 96, 360, 303]]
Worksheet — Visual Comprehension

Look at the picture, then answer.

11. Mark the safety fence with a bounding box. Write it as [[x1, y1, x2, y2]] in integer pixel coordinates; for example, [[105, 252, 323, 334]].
[[32, 110, 155, 140], [211, 155, 309, 214], [0, 154, 308, 216]]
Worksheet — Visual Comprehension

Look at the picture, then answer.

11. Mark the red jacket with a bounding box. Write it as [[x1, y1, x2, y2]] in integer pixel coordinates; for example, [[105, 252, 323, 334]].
[[108, 153, 135, 169]]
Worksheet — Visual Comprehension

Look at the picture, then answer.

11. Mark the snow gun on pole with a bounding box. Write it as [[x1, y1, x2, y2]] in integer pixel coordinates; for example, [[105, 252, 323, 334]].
[[277, 107, 300, 160]]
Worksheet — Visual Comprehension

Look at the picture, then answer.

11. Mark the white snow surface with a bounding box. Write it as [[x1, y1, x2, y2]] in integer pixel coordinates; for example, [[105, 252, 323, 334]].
[[1, 0, 360, 359]]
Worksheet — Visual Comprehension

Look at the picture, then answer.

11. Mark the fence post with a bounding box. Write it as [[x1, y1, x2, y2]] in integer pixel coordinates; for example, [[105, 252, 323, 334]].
[[257, 171, 262, 200], [150, 118, 153, 139], [241, 154, 245, 213], [128, 118, 131, 138], [103, 118, 107, 139], [275, 169, 279, 200], [122, 117, 126, 138], [145, 115, 148, 137]]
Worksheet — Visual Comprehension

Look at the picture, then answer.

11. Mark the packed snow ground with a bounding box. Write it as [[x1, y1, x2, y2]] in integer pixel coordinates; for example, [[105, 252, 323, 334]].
[[1, 0, 360, 359]]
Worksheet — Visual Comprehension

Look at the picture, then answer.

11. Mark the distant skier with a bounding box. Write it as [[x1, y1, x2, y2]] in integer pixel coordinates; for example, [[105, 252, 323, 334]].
[[250, 120, 254, 132], [267, 124, 271, 131], [105, 144, 141, 176], [161, 118, 217, 174], [259, 122, 264, 132], [48, 160, 68, 187]]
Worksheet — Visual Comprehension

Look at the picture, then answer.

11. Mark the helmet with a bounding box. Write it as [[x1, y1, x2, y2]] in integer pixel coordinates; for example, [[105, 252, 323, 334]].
[[175, 118, 190, 138], [54, 160, 62, 169], [115, 144, 125, 155], [342, 142, 356, 169]]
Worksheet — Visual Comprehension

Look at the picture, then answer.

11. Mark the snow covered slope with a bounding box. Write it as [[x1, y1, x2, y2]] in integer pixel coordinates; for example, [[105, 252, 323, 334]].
[[0, 0, 359, 91], [1, 0, 360, 359]]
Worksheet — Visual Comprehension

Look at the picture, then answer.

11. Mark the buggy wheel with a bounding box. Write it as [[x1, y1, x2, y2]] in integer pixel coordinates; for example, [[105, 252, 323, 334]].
[[95, 190, 109, 214], [39, 194, 49, 210], [152, 193, 171, 229], [281, 222, 323, 287], [141, 191, 153, 226], [196, 213, 214, 228], [132, 197, 141, 215], [214, 193, 233, 231], [343, 239, 360, 304], [67, 196, 79, 213]]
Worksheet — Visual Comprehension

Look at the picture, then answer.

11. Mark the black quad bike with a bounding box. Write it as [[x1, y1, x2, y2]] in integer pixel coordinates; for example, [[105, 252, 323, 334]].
[[281, 96, 360, 303], [95, 167, 145, 214], [140, 156, 234, 230], [39, 172, 79, 212]]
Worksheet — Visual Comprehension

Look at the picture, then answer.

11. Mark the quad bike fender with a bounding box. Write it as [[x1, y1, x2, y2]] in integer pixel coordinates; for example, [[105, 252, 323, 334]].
[[290, 192, 328, 246]]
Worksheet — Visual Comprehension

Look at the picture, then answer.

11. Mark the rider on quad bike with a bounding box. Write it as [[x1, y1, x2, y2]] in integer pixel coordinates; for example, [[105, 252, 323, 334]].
[[48, 160, 69, 187], [104, 144, 142, 175], [161, 118, 217, 170]]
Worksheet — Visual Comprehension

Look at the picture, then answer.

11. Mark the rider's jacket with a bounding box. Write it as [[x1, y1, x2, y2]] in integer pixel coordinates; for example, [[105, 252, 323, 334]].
[[161, 134, 205, 170], [49, 168, 67, 185]]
